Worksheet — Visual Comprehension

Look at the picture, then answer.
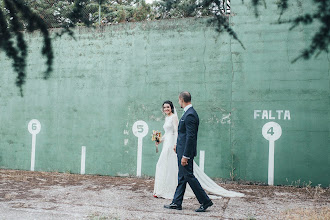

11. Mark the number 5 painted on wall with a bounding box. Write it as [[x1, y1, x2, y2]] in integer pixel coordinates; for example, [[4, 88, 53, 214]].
[[132, 120, 149, 177]]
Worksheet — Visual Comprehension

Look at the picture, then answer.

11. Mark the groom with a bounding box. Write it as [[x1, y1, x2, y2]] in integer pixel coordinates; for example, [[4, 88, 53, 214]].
[[164, 91, 213, 212]]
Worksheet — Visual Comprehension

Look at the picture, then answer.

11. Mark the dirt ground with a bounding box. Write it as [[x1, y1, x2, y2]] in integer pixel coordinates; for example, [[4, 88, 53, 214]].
[[0, 169, 329, 220]]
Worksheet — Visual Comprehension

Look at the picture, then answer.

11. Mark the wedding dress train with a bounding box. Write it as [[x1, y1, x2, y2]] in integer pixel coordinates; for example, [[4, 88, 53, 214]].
[[153, 114, 244, 199]]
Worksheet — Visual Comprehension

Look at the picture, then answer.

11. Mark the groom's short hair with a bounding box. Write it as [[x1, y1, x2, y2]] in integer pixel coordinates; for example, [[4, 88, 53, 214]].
[[179, 91, 191, 103]]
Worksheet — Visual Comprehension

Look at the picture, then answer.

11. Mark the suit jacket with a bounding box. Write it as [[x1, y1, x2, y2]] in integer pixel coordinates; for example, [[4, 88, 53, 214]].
[[177, 107, 199, 159]]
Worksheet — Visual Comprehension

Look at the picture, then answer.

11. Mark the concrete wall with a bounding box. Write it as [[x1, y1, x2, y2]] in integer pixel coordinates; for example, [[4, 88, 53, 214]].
[[229, 0, 329, 186], [0, 0, 328, 186]]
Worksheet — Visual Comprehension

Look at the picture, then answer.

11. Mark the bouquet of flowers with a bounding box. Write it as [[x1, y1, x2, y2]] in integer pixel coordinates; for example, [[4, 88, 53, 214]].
[[151, 130, 162, 153]]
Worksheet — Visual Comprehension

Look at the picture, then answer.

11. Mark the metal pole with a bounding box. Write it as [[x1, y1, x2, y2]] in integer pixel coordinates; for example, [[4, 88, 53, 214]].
[[99, 0, 101, 25]]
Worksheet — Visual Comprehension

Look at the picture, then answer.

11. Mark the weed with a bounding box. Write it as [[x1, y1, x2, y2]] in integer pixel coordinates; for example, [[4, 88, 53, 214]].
[[280, 207, 330, 219], [87, 212, 120, 220], [310, 184, 326, 199], [230, 152, 237, 181], [230, 168, 237, 181]]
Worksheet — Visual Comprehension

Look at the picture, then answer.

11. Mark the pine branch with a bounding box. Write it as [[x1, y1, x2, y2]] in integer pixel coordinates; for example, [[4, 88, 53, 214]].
[[0, 0, 91, 95], [4, 0, 27, 95], [277, 0, 288, 21], [275, 0, 329, 62]]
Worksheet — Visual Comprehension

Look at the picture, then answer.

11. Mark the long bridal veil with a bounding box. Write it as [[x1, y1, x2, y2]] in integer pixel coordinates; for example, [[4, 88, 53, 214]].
[[193, 161, 244, 198], [173, 106, 178, 117]]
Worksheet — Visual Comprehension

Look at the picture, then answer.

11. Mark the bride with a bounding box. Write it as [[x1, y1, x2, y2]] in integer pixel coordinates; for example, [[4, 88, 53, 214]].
[[153, 100, 244, 199]]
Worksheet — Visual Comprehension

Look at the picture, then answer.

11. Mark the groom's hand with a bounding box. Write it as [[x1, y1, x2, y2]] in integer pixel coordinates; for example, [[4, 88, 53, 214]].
[[173, 145, 176, 153], [181, 157, 188, 166]]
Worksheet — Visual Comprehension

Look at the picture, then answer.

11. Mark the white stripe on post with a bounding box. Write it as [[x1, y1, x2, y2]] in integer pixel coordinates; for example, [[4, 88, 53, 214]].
[[199, 150, 205, 172], [81, 146, 86, 175], [30, 134, 36, 171]]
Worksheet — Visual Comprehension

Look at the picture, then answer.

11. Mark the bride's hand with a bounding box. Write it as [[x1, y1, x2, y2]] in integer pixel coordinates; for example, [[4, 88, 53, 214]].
[[173, 145, 176, 153]]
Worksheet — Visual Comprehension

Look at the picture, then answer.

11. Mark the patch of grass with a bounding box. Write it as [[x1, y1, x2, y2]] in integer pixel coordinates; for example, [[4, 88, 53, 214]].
[[285, 179, 327, 199], [280, 207, 330, 220], [87, 212, 120, 220], [65, 170, 73, 174], [306, 184, 326, 200]]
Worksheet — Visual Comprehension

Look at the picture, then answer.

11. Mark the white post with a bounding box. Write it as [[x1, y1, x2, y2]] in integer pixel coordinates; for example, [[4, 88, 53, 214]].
[[199, 150, 205, 172], [136, 138, 143, 177], [28, 119, 41, 172], [262, 122, 282, 186], [268, 141, 275, 185], [132, 120, 149, 177], [81, 146, 86, 175], [30, 134, 36, 171]]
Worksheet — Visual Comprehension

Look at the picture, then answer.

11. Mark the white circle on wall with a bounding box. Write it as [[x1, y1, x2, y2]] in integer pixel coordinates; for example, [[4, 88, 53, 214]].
[[132, 120, 148, 138], [262, 122, 282, 141], [28, 119, 41, 135]]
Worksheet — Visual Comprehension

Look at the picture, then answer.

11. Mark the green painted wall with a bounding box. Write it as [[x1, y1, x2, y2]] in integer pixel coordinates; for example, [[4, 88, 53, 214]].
[[0, 0, 329, 186], [229, 0, 329, 186]]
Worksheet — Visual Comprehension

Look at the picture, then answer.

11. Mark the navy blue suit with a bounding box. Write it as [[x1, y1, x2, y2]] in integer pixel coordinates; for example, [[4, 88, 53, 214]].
[[172, 106, 210, 206]]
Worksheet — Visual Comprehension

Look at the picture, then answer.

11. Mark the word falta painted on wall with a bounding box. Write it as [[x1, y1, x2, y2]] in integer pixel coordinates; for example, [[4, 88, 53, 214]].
[[253, 110, 291, 120], [253, 110, 291, 186]]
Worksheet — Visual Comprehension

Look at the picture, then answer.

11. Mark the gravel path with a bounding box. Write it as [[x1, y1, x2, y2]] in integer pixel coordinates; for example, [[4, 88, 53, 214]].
[[0, 170, 329, 219]]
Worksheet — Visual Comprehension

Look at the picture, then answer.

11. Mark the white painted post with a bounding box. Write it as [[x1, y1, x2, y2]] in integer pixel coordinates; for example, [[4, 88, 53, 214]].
[[28, 119, 41, 171], [268, 141, 275, 185], [199, 150, 205, 172], [31, 134, 36, 171], [262, 122, 282, 186], [132, 120, 149, 177], [81, 146, 86, 175], [136, 138, 143, 176]]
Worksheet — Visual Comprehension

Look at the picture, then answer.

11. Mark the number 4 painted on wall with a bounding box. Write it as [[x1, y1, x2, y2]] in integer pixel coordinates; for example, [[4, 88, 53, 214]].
[[262, 122, 282, 186], [267, 127, 274, 135]]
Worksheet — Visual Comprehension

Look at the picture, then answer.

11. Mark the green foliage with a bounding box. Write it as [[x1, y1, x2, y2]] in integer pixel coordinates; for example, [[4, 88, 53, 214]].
[[97, 0, 154, 24], [26, 0, 76, 28], [0, 0, 90, 96], [0, 0, 53, 96], [272, 0, 329, 63], [152, 0, 214, 19]]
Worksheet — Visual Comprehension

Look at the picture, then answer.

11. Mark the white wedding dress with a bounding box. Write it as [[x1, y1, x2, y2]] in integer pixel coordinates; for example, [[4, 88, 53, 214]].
[[153, 114, 244, 199]]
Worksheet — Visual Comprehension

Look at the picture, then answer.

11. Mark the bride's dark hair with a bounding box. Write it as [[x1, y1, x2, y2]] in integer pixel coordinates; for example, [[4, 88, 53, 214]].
[[162, 100, 174, 113]]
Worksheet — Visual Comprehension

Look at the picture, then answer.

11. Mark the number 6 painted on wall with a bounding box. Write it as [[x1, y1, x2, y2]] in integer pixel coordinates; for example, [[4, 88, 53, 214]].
[[28, 119, 41, 171], [32, 123, 37, 130]]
